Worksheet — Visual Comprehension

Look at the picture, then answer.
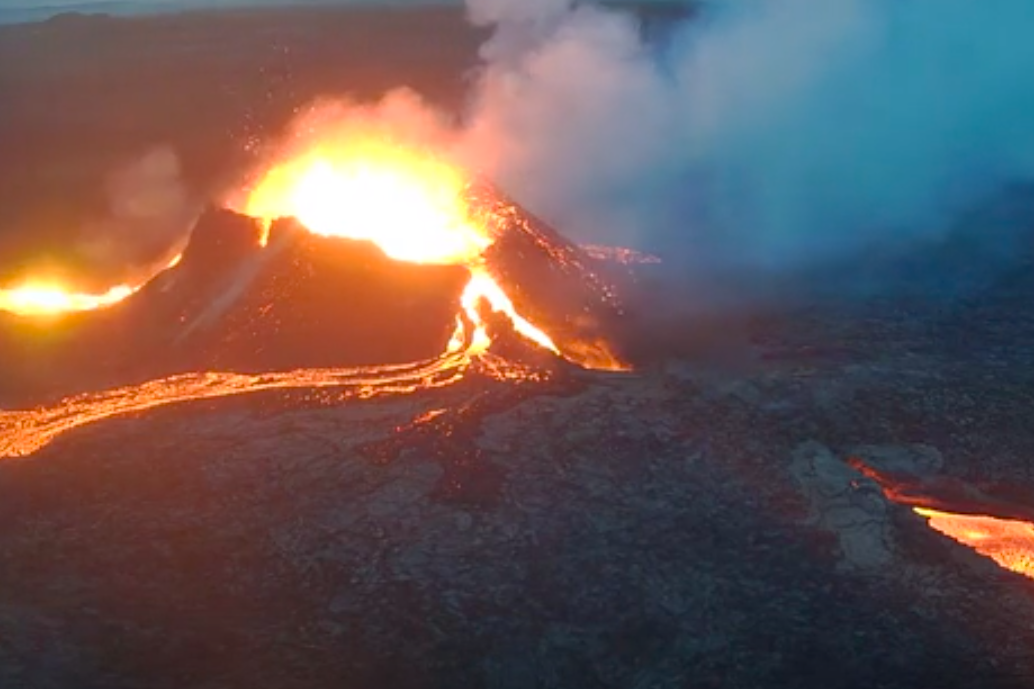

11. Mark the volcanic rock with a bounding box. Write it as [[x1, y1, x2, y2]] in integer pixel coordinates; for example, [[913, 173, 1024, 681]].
[[790, 441, 895, 572], [166, 213, 467, 373], [6, 335, 1034, 687], [470, 182, 628, 366]]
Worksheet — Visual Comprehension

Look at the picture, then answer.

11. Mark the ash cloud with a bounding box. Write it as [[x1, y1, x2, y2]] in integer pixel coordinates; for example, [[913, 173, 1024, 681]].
[[455, 0, 1034, 292]]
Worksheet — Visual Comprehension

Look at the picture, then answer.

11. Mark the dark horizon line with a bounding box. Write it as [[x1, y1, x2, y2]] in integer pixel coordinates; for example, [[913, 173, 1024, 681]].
[[0, 0, 694, 27]]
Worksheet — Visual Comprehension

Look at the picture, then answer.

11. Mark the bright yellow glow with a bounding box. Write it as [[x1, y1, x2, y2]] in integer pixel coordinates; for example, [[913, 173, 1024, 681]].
[[0, 253, 183, 318], [461, 266, 559, 355], [243, 141, 492, 264], [241, 138, 559, 355], [0, 282, 134, 317]]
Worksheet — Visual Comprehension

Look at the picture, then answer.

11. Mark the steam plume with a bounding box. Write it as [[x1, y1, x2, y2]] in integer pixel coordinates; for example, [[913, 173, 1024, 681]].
[[457, 0, 1034, 282]]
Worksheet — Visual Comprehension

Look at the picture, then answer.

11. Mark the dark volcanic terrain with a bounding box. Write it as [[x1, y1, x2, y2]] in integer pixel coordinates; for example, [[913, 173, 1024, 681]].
[[2, 258, 1034, 688], [3, 5, 1034, 689]]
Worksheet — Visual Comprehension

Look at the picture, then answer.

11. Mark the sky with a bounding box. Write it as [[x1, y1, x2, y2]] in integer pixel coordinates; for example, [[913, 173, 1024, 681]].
[[0, 0, 490, 23]]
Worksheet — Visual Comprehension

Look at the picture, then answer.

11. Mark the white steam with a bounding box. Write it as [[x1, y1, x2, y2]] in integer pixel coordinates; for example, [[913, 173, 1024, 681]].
[[455, 0, 1034, 274]]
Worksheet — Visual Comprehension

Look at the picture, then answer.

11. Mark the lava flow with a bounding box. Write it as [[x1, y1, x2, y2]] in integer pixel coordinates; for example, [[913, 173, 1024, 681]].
[[0, 136, 626, 458], [849, 457, 1034, 581], [915, 508, 1034, 580]]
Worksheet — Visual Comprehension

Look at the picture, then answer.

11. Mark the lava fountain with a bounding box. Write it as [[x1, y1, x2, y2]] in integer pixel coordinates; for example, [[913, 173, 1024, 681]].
[[0, 282, 136, 317], [236, 137, 560, 358]]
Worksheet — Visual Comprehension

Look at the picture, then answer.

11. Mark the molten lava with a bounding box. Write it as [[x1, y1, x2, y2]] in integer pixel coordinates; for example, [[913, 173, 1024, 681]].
[[849, 456, 1034, 582], [0, 282, 135, 317], [461, 267, 559, 355], [239, 137, 559, 358], [914, 508, 1034, 580], [245, 141, 491, 264], [0, 352, 551, 459], [0, 255, 183, 317]]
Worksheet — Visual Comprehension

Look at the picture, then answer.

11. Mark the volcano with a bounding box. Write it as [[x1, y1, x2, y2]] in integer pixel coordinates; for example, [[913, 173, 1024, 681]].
[[0, 180, 630, 458]]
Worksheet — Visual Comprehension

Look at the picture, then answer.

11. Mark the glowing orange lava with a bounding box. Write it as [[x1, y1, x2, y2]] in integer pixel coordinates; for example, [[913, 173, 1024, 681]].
[[848, 457, 1034, 581], [240, 137, 559, 358], [243, 139, 491, 264], [0, 254, 183, 317], [914, 507, 1034, 580], [0, 282, 135, 317]]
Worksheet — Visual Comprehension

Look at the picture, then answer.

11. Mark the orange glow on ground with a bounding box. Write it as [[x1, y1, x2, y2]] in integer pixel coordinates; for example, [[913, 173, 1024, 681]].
[[849, 457, 1034, 581], [914, 507, 1034, 580]]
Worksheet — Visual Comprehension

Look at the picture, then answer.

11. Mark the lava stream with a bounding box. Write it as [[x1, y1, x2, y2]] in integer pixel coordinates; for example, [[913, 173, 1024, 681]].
[[0, 343, 550, 459], [914, 508, 1034, 581], [461, 266, 559, 355], [0, 270, 552, 458]]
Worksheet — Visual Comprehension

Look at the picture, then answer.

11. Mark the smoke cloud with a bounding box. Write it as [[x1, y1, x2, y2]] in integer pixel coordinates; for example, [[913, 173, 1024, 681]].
[[78, 145, 199, 281], [454, 0, 1034, 283], [247, 0, 1034, 308]]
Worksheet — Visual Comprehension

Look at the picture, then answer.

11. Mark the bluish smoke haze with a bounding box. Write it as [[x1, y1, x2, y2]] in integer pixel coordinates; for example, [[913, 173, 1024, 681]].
[[457, 0, 1034, 282]]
